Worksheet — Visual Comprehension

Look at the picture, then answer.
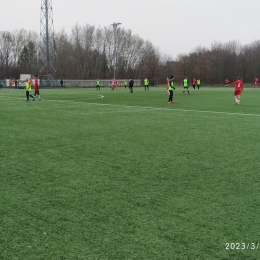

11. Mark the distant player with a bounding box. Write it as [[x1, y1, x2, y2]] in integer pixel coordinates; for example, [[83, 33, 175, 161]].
[[183, 77, 190, 95], [144, 77, 149, 91], [129, 78, 134, 93], [115, 79, 119, 89], [196, 78, 201, 90], [166, 78, 170, 96], [253, 77, 259, 89], [96, 79, 100, 90], [33, 75, 41, 100], [110, 78, 115, 90], [225, 79, 229, 88], [167, 76, 175, 103], [25, 78, 35, 101], [228, 77, 243, 105], [192, 78, 196, 90], [124, 79, 127, 89]]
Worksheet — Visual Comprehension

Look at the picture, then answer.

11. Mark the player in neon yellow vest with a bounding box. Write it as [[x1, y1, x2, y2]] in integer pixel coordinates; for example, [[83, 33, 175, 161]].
[[96, 79, 100, 90], [25, 78, 35, 101], [144, 78, 149, 91], [183, 77, 190, 95], [196, 79, 201, 89]]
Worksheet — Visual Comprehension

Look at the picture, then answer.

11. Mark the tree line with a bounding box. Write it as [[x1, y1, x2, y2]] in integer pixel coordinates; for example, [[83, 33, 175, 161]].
[[175, 41, 260, 85], [0, 25, 259, 85]]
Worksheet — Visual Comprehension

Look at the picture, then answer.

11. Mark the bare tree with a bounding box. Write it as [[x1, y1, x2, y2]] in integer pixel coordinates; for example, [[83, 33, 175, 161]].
[[0, 31, 15, 77]]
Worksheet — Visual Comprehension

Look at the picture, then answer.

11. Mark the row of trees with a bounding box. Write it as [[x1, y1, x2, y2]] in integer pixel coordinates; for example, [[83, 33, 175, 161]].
[[0, 26, 165, 85], [175, 41, 260, 85], [0, 26, 260, 85]]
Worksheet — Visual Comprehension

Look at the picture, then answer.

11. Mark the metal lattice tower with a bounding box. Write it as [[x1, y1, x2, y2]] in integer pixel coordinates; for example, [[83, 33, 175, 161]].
[[40, 0, 56, 85]]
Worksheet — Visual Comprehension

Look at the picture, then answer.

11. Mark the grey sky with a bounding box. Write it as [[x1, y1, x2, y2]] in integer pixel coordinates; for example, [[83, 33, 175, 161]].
[[1, 0, 260, 59]]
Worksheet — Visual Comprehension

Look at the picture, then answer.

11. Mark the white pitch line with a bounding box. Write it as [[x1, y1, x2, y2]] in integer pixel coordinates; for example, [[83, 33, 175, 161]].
[[44, 99, 260, 117], [75, 95, 104, 101], [0, 94, 104, 101], [1, 95, 260, 117]]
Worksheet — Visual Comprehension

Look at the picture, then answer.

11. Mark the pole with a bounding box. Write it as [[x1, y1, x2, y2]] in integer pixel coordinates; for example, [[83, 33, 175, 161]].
[[111, 22, 121, 79], [113, 24, 116, 79], [40, 0, 55, 86], [45, 0, 50, 85]]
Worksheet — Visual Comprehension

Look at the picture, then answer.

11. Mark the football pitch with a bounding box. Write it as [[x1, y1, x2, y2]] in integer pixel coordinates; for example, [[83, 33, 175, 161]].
[[1, 87, 260, 260]]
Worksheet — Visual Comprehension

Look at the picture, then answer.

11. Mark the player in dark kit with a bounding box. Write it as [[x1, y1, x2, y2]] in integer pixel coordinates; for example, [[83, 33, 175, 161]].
[[168, 76, 175, 103], [129, 78, 134, 93]]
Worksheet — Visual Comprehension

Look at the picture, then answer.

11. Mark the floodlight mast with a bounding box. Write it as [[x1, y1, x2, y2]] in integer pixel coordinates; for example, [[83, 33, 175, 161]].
[[40, 0, 56, 86], [111, 22, 121, 79]]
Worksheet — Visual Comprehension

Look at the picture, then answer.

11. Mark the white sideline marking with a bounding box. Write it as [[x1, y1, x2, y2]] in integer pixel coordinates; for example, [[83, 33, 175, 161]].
[[1, 95, 260, 117], [45, 99, 260, 117], [0, 94, 104, 101]]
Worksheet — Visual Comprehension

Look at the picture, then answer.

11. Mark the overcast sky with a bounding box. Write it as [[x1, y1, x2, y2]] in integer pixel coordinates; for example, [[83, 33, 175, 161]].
[[1, 0, 260, 59]]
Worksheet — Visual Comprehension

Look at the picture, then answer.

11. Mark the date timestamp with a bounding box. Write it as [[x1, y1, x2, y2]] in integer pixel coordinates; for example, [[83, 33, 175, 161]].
[[225, 243, 259, 250]]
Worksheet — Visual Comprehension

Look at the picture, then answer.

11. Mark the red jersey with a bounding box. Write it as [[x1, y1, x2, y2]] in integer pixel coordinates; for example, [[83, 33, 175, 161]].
[[225, 79, 229, 84], [110, 79, 115, 87], [254, 78, 259, 85], [34, 77, 39, 91], [229, 80, 243, 90], [192, 78, 196, 84]]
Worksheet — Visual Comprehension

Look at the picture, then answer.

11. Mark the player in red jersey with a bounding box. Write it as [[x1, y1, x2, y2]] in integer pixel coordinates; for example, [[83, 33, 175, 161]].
[[225, 79, 229, 88], [33, 75, 41, 100], [110, 78, 115, 90], [253, 77, 259, 89], [228, 77, 243, 105], [192, 78, 196, 90], [115, 79, 119, 89]]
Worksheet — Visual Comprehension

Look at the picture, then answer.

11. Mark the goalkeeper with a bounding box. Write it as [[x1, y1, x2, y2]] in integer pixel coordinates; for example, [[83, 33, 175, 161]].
[[168, 76, 175, 104]]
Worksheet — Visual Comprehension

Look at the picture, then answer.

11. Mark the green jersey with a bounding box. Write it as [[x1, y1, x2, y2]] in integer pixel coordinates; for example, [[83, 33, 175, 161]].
[[183, 79, 188, 87], [26, 82, 31, 91], [168, 80, 174, 90]]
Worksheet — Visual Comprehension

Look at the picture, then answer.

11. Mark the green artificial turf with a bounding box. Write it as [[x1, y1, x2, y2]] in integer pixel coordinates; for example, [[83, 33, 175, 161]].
[[1, 86, 260, 260]]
